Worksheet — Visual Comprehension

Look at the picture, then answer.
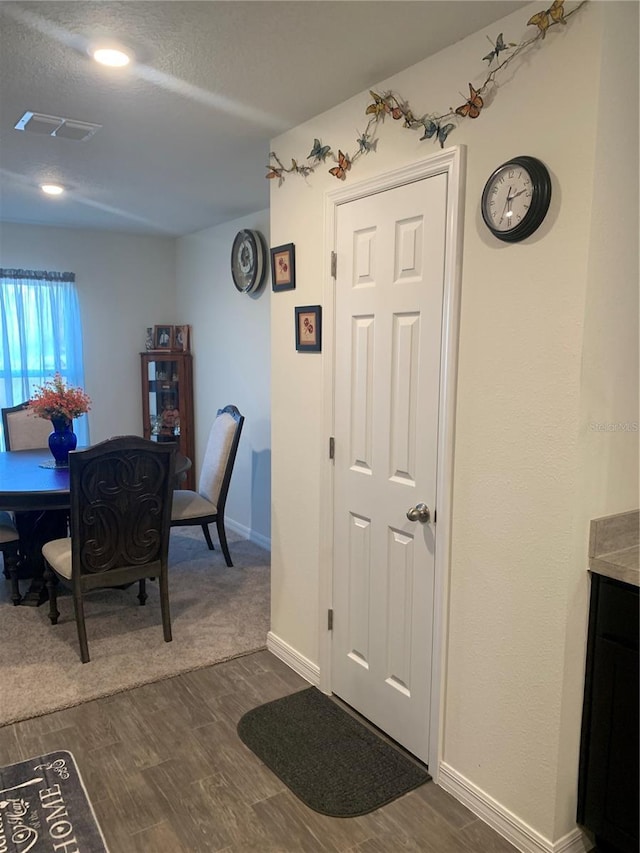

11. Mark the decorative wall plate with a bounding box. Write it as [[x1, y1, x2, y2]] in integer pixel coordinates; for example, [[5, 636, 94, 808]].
[[231, 229, 266, 293]]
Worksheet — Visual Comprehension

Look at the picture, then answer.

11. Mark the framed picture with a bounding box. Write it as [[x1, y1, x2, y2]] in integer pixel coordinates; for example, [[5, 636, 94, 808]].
[[174, 324, 190, 352], [270, 243, 296, 292], [154, 325, 173, 350], [295, 305, 322, 352]]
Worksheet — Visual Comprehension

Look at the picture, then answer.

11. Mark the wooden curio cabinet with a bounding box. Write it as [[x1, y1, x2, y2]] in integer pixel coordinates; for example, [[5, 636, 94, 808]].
[[140, 352, 195, 490]]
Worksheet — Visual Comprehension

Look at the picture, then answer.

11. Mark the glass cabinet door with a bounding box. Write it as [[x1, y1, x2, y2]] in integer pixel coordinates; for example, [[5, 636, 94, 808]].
[[141, 352, 194, 489], [147, 358, 181, 443]]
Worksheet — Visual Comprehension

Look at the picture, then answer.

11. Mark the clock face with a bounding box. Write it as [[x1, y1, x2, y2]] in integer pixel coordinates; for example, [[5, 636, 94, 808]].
[[231, 229, 265, 293], [481, 156, 551, 243], [238, 238, 254, 274], [483, 164, 533, 233]]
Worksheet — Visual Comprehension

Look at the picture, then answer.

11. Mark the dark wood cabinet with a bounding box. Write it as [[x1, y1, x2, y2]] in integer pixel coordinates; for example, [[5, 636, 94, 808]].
[[578, 572, 639, 853], [140, 352, 194, 490]]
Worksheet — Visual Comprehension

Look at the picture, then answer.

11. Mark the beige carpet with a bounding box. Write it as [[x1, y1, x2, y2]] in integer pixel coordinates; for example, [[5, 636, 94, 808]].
[[0, 527, 270, 726]]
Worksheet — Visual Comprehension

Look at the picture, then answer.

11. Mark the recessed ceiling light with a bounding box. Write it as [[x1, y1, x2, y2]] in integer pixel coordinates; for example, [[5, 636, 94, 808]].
[[92, 47, 131, 67], [41, 184, 64, 196]]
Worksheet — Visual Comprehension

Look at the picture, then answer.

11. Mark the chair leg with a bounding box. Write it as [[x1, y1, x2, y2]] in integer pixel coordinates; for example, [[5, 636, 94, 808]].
[[72, 589, 90, 663], [138, 578, 147, 605], [201, 523, 215, 551], [217, 517, 233, 567], [159, 571, 172, 643], [4, 546, 21, 605], [44, 564, 60, 623]]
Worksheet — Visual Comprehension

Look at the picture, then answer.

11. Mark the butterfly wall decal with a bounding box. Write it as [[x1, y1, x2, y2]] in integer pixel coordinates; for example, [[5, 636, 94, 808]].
[[402, 108, 416, 128], [455, 83, 484, 119], [420, 119, 455, 148], [528, 0, 566, 38], [264, 0, 583, 188], [356, 133, 377, 154], [483, 33, 515, 64], [290, 158, 313, 177], [309, 138, 331, 162], [329, 150, 352, 181], [266, 166, 284, 184], [365, 90, 391, 119]]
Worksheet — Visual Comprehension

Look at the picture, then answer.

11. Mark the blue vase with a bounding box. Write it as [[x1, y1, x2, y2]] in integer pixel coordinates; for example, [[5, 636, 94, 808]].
[[48, 416, 77, 465]]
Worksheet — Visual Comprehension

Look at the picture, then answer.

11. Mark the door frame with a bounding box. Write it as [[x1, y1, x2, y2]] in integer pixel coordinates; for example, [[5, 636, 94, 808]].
[[318, 146, 466, 778]]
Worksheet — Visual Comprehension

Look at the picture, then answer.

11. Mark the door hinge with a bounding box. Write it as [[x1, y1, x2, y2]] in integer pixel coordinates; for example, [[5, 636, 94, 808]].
[[329, 436, 335, 459], [328, 609, 334, 630], [330, 251, 337, 279]]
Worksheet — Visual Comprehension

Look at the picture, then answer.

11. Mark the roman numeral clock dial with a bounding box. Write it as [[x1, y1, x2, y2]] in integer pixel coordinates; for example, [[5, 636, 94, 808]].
[[481, 156, 552, 243]]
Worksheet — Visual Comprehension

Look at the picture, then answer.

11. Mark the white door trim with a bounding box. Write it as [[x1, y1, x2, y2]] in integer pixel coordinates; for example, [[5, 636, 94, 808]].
[[319, 147, 466, 778]]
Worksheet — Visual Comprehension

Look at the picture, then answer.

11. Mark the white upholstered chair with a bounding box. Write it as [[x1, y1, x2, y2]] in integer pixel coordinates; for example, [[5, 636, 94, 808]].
[[0, 511, 21, 605], [1, 402, 52, 451], [1, 403, 52, 602], [170, 405, 244, 567]]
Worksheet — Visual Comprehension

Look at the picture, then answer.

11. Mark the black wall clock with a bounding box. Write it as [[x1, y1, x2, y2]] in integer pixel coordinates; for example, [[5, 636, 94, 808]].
[[481, 156, 551, 243], [231, 229, 266, 293]]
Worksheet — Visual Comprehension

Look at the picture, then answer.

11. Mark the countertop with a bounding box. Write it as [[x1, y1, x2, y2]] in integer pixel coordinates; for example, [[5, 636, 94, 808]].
[[588, 509, 639, 588]]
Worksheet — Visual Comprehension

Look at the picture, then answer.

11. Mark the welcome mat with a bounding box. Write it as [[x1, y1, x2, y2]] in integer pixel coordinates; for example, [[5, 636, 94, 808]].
[[237, 686, 431, 817], [0, 750, 108, 852]]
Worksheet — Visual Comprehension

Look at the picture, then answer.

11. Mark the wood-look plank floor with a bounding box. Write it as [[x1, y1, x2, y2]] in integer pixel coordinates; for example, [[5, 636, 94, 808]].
[[0, 651, 519, 852]]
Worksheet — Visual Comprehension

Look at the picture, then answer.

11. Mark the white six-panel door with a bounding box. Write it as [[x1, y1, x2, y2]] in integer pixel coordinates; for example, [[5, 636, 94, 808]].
[[331, 173, 448, 763]]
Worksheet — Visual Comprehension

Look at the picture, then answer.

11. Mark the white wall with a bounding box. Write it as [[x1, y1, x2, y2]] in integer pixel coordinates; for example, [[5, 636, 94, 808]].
[[556, 1, 639, 840], [0, 223, 176, 441], [176, 210, 271, 547], [269, 1, 638, 846]]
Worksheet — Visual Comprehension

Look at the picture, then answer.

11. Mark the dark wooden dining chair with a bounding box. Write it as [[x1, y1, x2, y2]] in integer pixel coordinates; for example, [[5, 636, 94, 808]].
[[170, 405, 244, 567], [0, 511, 21, 605], [42, 435, 176, 663], [1, 401, 52, 450]]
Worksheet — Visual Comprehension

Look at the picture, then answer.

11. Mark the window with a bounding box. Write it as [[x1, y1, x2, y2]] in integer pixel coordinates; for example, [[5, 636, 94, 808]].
[[0, 268, 89, 450]]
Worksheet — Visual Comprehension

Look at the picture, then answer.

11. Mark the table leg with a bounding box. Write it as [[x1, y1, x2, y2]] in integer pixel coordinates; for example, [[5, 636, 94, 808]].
[[14, 509, 68, 606]]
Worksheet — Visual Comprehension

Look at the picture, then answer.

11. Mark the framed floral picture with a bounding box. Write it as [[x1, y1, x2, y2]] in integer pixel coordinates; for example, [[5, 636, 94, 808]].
[[295, 305, 321, 352], [270, 243, 295, 292], [154, 325, 173, 350]]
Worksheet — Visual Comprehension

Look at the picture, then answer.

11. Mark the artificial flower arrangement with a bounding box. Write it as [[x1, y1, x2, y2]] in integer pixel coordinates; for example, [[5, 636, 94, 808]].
[[28, 372, 91, 422]]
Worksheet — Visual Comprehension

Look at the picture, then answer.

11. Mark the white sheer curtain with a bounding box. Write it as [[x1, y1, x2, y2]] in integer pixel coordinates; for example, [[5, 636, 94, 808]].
[[0, 269, 90, 450]]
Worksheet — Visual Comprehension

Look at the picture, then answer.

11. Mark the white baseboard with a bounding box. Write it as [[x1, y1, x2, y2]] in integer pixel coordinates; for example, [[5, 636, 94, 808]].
[[226, 518, 271, 551], [266, 631, 320, 687], [438, 762, 593, 853]]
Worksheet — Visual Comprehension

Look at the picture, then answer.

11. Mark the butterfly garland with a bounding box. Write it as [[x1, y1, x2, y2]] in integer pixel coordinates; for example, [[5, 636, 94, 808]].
[[267, 0, 585, 185]]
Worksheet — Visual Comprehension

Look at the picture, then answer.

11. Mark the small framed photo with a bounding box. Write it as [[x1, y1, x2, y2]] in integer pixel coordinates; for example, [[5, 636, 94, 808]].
[[154, 325, 173, 350], [174, 324, 190, 352], [271, 243, 296, 292], [295, 305, 322, 352]]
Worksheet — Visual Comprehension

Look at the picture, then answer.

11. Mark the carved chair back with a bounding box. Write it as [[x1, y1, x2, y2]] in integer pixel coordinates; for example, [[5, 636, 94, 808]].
[[68, 435, 176, 592]]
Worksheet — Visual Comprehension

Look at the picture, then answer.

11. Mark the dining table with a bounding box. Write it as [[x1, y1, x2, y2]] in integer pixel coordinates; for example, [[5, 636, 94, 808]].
[[0, 446, 191, 606]]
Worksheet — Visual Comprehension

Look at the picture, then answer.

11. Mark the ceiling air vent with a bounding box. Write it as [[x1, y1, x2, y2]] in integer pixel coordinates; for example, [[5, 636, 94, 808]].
[[14, 111, 101, 142]]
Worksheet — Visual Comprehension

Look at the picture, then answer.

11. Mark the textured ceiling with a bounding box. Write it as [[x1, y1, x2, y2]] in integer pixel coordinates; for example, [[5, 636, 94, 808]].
[[0, 1, 528, 237]]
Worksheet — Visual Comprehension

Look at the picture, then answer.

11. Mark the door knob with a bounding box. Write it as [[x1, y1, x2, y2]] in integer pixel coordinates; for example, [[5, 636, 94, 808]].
[[406, 503, 431, 523]]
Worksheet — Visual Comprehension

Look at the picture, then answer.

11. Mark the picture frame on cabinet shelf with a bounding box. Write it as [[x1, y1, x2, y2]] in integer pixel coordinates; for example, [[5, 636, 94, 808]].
[[174, 324, 191, 352], [154, 325, 173, 350]]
